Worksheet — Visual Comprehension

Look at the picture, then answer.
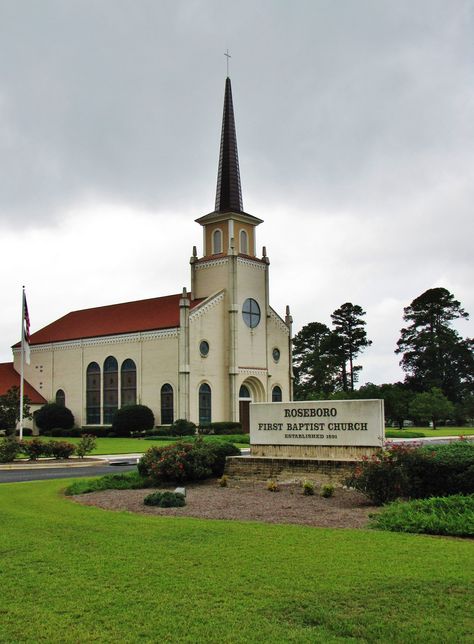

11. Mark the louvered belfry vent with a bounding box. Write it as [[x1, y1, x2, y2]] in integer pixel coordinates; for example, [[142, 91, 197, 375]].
[[215, 77, 243, 213]]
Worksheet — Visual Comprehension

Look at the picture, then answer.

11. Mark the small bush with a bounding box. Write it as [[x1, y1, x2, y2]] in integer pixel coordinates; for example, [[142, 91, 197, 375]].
[[146, 426, 174, 437], [143, 491, 186, 507], [170, 419, 196, 437], [302, 480, 315, 496], [64, 471, 151, 495], [370, 494, 474, 537], [267, 480, 280, 492], [21, 438, 48, 460], [15, 428, 33, 437], [75, 434, 97, 458], [138, 438, 240, 484], [321, 484, 334, 498], [218, 475, 228, 487], [35, 403, 75, 432], [0, 437, 21, 463], [112, 405, 155, 437], [47, 440, 76, 459]]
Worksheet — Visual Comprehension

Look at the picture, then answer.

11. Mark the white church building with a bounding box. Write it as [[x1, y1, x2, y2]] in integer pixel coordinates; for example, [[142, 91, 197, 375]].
[[4, 78, 294, 431]]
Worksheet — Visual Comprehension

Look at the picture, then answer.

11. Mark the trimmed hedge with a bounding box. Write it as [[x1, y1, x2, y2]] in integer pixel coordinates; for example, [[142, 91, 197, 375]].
[[143, 491, 186, 507], [198, 421, 242, 435]]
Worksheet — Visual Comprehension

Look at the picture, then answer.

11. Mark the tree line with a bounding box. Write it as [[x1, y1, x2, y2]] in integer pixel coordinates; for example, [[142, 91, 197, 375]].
[[293, 287, 474, 427]]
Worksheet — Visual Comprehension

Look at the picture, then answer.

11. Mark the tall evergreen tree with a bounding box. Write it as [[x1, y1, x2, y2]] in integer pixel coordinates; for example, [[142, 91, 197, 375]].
[[396, 287, 474, 402], [292, 322, 340, 399], [331, 303, 372, 391]]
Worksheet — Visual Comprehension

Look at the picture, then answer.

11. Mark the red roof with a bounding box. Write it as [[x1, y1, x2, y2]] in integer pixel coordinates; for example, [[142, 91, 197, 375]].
[[23, 293, 202, 346], [0, 363, 46, 404]]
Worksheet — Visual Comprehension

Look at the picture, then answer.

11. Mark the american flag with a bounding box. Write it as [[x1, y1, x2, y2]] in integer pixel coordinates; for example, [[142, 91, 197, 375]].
[[22, 289, 31, 365]]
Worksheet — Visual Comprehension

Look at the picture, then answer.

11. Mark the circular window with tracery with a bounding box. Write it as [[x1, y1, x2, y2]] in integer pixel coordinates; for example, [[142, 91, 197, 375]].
[[200, 340, 210, 357], [242, 298, 261, 328]]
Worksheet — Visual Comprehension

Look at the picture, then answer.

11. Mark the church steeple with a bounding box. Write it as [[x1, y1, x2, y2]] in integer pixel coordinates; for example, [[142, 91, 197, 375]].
[[195, 77, 262, 260], [215, 77, 243, 213]]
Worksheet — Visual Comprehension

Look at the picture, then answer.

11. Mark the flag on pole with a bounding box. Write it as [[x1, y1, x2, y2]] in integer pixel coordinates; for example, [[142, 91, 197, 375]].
[[22, 290, 31, 365]]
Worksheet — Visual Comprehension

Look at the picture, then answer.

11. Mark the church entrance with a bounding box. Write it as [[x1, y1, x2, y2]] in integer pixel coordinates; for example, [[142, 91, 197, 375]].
[[238, 384, 252, 433]]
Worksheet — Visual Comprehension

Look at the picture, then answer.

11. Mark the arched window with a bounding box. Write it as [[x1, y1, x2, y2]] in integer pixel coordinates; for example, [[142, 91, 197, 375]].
[[55, 389, 65, 407], [161, 384, 174, 424], [199, 383, 212, 425], [86, 362, 101, 424], [103, 356, 118, 424], [121, 359, 137, 406], [239, 385, 251, 399], [272, 386, 283, 402], [212, 229, 222, 254], [240, 229, 248, 254]]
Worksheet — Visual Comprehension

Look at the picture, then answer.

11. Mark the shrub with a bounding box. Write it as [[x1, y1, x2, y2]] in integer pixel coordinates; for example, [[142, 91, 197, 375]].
[[112, 405, 155, 437], [267, 480, 280, 492], [170, 419, 196, 437], [15, 428, 33, 437], [206, 422, 243, 435], [218, 475, 228, 487], [346, 441, 474, 505], [21, 438, 49, 461], [47, 440, 76, 459], [302, 480, 315, 496], [0, 437, 21, 463], [143, 491, 186, 507], [370, 494, 474, 537], [146, 426, 174, 437], [64, 471, 150, 495], [75, 434, 97, 458], [206, 441, 240, 476], [321, 484, 334, 498], [138, 438, 240, 484], [35, 403, 75, 432]]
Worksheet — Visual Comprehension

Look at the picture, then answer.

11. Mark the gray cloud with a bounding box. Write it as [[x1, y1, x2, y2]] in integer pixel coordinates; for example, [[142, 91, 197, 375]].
[[0, 0, 473, 384]]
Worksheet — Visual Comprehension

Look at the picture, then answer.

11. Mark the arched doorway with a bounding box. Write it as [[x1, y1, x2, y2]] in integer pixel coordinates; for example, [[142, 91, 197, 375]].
[[238, 384, 252, 433], [238, 378, 265, 433]]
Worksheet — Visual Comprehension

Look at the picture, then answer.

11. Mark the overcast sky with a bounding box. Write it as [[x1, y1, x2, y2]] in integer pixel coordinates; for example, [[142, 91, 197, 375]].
[[1, 0, 473, 386]]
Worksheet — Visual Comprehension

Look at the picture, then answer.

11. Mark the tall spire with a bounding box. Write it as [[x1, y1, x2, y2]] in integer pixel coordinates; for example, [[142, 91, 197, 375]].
[[215, 77, 243, 213]]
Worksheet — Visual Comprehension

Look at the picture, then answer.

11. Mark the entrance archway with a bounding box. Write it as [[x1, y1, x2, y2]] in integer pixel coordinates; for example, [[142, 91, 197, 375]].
[[238, 377, 265, 433]]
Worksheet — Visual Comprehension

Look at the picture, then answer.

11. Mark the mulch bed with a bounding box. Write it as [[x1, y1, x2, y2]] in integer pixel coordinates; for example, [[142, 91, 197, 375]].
[[73, 480, 379, 529]]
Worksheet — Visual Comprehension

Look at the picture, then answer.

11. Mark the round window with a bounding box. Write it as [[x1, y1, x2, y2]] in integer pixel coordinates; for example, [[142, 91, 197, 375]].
[[272, 347, 280, 362], [199, 340, 210, 357], [242, 298, 261, 328]]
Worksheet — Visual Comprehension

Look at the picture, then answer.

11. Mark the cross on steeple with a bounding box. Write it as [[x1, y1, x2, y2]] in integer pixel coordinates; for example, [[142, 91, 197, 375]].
[[224, 49, 231, 76]]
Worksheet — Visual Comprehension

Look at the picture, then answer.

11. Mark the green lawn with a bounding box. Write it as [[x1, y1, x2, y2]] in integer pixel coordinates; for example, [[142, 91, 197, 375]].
[[21, 435, 249, 455], [0, 480, 473, 643], [386, 427, 474, 438]]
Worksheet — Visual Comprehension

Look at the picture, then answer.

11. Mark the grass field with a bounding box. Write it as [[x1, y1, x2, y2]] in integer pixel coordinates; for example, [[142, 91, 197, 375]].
[[385, 427, 473, 438], [0, 479, 473, 643], [20, 435, 249, 455]]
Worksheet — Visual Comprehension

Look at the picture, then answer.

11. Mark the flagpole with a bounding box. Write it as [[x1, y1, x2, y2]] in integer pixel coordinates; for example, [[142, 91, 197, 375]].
[[19, 286, 25, 441]]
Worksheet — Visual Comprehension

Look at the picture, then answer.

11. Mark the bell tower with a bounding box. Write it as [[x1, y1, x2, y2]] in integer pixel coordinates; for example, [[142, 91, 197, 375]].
[[193, 77, 263, 281]]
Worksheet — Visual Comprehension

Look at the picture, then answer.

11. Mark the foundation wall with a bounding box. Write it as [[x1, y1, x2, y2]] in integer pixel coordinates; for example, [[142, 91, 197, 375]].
[[250, 444, 379, 460], [225, 456, 356, 484]]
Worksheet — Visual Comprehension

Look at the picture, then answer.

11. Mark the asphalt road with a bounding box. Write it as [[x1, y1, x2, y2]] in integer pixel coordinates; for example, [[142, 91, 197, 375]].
[[0, 462, 137, 484]]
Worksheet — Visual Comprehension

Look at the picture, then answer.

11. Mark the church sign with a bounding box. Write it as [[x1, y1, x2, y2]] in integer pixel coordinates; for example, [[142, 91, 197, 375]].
[[250, 400, 384, 448]]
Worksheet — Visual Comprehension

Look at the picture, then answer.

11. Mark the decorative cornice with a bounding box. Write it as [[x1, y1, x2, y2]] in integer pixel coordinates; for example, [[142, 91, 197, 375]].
[[12, 328, 179, 354], [194, 257, 229, 270], [239, 367, 268, 376], [237, 256, 266, 270], [269, 308, 290, 335], [190, 291, 225, 321]]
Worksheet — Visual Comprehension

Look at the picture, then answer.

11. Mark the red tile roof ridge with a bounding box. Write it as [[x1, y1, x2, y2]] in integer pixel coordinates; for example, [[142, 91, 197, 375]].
[[14, 292, 204, 347]]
